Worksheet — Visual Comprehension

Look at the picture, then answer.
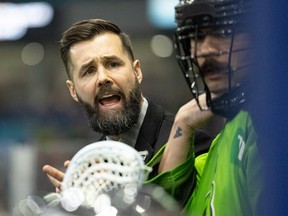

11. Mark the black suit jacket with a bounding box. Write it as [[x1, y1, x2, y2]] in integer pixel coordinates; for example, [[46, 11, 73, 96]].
[[133, 99, 175, 163]]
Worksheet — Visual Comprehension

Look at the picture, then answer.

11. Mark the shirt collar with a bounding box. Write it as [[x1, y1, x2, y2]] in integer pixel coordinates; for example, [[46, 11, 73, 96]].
[[106, 98, 148, 148]]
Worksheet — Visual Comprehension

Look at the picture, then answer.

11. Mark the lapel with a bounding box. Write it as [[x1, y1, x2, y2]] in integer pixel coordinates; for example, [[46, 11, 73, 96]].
[[134, 99, 165, 163]]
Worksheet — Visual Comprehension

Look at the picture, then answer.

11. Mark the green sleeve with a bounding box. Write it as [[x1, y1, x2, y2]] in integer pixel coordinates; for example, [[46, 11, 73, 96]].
[[194, 153, 208, 185], [144, 143, 195, 205]]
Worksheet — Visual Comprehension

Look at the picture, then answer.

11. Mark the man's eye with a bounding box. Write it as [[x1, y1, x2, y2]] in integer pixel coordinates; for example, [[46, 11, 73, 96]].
[[108, 62, 119, 69], [85, 67, 96, 75]]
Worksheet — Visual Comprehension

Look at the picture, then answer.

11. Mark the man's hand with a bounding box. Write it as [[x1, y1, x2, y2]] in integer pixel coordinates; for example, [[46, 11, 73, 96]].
[[159, 94, 214, 173], [42, 160, 70, 192], [176, 93, 214, 131]]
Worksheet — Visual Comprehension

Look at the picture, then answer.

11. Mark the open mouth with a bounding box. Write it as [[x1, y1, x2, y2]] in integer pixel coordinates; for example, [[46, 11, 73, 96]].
[[98, 93, 121, 107]]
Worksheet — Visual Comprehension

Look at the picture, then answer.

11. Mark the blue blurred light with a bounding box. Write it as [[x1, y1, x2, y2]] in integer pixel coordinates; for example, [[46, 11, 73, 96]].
[[147, 0, 178, 29]]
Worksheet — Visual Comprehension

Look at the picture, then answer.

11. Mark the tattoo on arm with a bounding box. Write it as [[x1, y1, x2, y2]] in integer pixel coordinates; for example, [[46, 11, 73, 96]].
[[173, 127, 183, 139]]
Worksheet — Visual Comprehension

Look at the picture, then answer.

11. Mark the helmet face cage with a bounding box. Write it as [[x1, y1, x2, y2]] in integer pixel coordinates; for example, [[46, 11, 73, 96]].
[[174, 23, 209, 110], [174, 0, 250, 114]]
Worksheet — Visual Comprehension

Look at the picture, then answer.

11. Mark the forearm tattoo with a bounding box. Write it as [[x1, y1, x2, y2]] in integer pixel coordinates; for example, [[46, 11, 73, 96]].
[[173, 127, 183, 139]]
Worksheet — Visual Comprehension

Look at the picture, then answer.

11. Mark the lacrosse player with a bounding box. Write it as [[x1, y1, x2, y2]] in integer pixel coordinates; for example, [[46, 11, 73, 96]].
[[146, 0, 264, 215]]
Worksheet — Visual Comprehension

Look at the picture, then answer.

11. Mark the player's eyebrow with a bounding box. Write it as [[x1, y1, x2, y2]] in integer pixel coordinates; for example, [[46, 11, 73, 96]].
[[79, 60, 94, 73], [99, 55, 125, 64], [78, 55, 125, 74]]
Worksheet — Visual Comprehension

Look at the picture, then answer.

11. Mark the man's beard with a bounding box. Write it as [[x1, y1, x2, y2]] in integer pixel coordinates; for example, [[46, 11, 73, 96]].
[[77, 81, 142, 136]]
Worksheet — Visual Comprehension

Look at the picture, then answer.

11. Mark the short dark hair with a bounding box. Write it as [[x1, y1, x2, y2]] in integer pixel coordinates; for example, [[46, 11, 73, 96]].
[[60, 19, 135, 79]]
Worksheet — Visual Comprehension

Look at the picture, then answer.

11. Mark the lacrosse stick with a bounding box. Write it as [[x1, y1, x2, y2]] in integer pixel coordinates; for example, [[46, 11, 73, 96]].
[[16, 140, 183, 216], [59, 140, 152, 213]]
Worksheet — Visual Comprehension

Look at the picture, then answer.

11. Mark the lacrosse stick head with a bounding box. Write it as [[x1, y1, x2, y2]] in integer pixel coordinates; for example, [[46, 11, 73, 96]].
[[60, 140, 151, 212]]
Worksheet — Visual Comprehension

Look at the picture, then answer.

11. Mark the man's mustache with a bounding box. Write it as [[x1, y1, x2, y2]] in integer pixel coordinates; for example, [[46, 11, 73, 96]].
[[95, 84, 124, 103], [200, 58, 230, 75]]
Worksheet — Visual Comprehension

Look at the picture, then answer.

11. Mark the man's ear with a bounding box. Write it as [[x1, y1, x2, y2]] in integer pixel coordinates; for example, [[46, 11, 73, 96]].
[[133, 60, 143, 84], [66, 80, 78, 102]]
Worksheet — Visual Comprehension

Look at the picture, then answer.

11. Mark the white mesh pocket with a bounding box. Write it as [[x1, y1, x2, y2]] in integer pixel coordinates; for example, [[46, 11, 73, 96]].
[[61, 140, 151, 209]]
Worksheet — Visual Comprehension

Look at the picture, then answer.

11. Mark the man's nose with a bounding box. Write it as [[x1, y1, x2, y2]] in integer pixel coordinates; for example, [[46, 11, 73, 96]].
[[97, 67, 112, 86], [197, 36, 219, 57]]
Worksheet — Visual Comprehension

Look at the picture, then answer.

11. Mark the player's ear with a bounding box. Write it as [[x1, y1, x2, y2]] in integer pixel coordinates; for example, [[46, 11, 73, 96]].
[[66, 80, 78, 102], [133, 60, 143, 84]]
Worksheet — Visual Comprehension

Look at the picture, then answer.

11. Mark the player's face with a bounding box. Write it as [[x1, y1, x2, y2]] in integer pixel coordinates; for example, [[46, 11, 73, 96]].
[[191, 31, 250, 97], [66, 33, 143, 135]]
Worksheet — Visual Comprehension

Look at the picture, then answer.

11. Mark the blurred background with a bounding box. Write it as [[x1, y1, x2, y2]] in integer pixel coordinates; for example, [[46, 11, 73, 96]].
[[1, 0, 288, 215], [0, 0, 195, 214]]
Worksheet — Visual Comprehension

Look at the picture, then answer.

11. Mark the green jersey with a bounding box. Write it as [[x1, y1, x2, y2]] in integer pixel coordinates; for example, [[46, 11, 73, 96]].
[[146, 110, 263, 216]]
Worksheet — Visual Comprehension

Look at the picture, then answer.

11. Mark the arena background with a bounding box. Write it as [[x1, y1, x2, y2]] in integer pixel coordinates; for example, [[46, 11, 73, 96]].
[[0, 1, 194, 214], [1, 0, 288, 215]]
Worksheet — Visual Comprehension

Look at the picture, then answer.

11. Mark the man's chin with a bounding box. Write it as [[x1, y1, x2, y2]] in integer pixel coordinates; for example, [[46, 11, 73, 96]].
[[98, 107, 123, 118]]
